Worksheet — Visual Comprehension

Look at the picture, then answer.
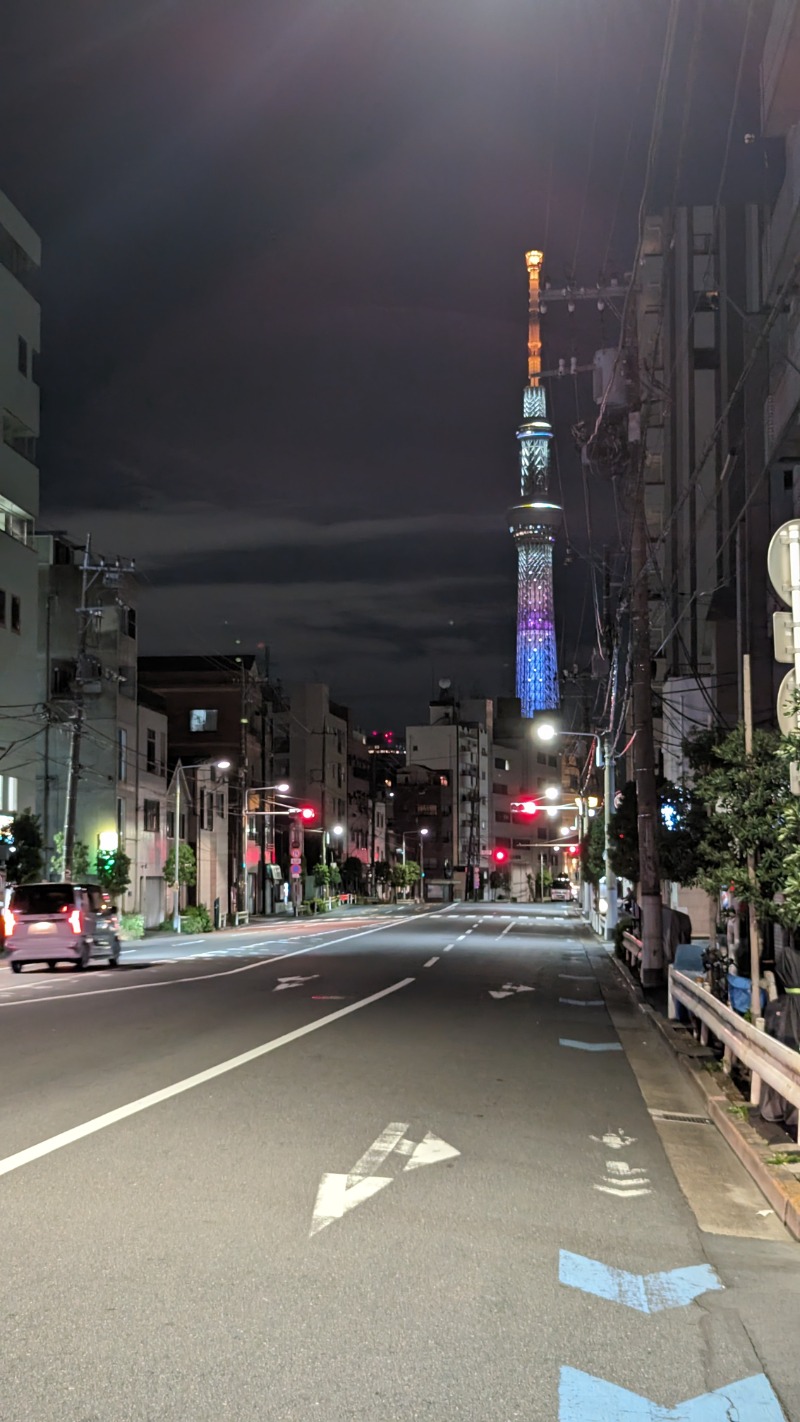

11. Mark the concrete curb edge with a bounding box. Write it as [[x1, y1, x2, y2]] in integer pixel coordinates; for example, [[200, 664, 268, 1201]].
[[608, 950, 800, 1242]]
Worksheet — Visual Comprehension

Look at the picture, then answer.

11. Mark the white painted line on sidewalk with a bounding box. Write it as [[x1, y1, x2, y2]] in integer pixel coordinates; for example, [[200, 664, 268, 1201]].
[[0, 918, 415, 1009], [0, 978, 416, 1179], [423, 957, 440, 968]]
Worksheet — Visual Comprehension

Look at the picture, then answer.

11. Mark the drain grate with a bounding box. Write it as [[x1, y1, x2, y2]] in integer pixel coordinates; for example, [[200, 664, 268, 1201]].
[[649, 1109, 712, 1126]]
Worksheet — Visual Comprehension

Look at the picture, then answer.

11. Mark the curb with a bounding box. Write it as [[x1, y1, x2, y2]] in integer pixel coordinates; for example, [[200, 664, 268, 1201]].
[[608, 951, 800, 1241]]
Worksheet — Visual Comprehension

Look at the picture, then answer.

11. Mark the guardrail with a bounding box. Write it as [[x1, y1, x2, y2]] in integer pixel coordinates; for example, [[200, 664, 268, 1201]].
[[622, 930, 643, 972], [668, 967, 800, 1143]]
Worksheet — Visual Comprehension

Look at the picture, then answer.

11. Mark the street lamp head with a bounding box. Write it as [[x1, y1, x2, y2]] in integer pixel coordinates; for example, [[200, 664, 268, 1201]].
[[544, 785, 559, 801], [276, 782, 290, 793], [535, 721, 558, 743], [216, 759, 232, 770], [332, 824, 344, 836], [419, 827, 430, 837], [559, 825, 570, 836]]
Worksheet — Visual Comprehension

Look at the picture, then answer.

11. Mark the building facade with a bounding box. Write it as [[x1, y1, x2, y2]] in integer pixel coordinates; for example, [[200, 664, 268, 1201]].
[[406, 693, 491, 892], [0, 190, 41, 827]]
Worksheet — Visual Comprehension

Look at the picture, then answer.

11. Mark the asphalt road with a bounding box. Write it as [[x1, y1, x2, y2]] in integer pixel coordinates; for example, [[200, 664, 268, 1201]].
[[1, 903, 799, 1420]]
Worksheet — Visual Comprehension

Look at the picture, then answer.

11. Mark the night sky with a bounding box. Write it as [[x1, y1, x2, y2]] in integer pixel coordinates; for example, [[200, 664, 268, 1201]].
[[1, 1, 756, 728]]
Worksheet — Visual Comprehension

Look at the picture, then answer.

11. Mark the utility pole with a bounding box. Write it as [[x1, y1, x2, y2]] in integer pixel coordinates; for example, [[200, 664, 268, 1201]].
[[602, 733, 617, 941], [742, 654, 764, 1035], [62, 536, 135, 881], [629, 417, 663, 986]]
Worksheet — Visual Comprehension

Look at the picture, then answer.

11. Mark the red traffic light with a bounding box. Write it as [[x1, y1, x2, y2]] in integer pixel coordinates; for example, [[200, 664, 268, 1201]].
[[492, 847, 508, 864], [299, 806, 316, 822], [511, 799, 538, 816]]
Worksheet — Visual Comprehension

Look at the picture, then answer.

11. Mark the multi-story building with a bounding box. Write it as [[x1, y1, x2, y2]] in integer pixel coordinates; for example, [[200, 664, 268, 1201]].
[[393, 764, 453, 891], [406, 692, 491, 893], [272, 682, 349, 849], [138, 654, 266, 917], [762, 1, 800, 539], [36, 533, 167, 923], [0, 191, 41, 827]]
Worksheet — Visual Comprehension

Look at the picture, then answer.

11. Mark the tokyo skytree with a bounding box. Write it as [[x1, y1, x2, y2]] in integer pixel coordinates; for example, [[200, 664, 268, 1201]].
[[508, 250, 561, 717]]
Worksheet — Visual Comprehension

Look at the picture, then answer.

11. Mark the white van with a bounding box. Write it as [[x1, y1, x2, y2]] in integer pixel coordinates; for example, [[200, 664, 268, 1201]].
[[2, 883, 121, 972]]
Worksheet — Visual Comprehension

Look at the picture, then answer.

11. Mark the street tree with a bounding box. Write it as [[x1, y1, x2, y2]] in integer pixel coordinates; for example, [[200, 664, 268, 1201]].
[[5, 810, 44, 883], [95, 848, 132, 902], [51, 832, 91, 881], [163, 843, 197, 889]]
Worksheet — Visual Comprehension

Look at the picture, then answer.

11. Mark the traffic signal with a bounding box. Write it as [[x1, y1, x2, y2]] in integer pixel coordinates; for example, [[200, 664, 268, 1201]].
[[492, 847, 508, 864], [299, 806, 316, 822], [511, 799, 539, 816]]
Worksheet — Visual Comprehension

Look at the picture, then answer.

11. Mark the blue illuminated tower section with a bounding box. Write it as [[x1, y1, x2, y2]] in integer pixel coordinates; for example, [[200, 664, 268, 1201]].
[[509, 249, 561, 717]]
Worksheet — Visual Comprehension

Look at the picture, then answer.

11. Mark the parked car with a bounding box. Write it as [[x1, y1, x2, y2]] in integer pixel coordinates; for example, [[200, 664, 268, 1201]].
[[2, 883, 122, 972], [550, 875, 573, 903]]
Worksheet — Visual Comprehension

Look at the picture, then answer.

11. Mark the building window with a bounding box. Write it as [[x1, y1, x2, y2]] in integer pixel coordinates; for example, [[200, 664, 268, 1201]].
[[189, 708, 218, 732], [537, 753, 546, 765], [537, 827, 547, 840], [166, 809, 175, 839], [31, 350, 41, 386], [117, 798, 126, 839], [494, 757, 509, 771], [217, 793, 225, 817], [10, 596, 20, 633], [121, 605, 137, 639], [2, 411, 37, 464], [492, 782, 508, 796], [118, 728, 127, 782], [17, 336, 28, 376], [200, 790, 214, 831], [548, 756, 557, 768], [0, 222, 39, 292], [495, 810, 510, 823], [143, 799, 160, 833], [146, 728, 157, 774]]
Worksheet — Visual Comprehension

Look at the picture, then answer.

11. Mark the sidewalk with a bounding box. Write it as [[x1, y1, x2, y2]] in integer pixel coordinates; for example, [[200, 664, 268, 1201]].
[[605, 934, 800, 1240]]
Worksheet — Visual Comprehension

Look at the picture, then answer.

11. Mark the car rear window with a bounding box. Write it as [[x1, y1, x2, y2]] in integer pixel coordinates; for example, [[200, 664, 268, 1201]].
[[9, 885, 75, 915], [552, 878, 571, 890]]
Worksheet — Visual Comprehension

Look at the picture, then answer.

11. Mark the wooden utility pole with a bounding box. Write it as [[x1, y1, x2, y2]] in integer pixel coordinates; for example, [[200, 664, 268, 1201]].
[[629, 421, 663, 987]]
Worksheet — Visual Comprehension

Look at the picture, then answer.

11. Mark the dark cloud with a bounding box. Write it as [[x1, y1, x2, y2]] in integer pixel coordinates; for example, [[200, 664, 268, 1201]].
[[1, 0, 750, 723]]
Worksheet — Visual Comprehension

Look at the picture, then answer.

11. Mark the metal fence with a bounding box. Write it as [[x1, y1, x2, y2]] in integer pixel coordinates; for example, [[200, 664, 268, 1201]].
[[668, 967, 800, 1144]]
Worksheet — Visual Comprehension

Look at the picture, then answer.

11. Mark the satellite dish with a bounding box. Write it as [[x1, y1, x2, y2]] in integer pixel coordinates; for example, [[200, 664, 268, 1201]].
[[438, 678, 452, 691]]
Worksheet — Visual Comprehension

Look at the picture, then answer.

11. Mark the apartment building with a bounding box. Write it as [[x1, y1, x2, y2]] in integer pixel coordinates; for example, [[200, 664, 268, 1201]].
[[0, 190, 41, 826]]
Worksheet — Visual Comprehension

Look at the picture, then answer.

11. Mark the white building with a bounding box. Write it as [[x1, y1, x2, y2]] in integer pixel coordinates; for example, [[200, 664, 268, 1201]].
[[406, 694, 491, 888], [0, 191, 41, 827]]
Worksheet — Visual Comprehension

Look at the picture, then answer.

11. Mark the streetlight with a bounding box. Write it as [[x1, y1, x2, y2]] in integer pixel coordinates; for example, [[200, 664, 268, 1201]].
[[419, 827, 429, 900], [544, 785, 559, 801], [532, 723, 617, 939], [172, 758, 231, 932]]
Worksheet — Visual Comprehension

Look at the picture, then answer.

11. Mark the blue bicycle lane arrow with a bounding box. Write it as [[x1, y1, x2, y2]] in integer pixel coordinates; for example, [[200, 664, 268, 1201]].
[[559, 1367, 787, 1420], [559, 1250, 723, 1313]]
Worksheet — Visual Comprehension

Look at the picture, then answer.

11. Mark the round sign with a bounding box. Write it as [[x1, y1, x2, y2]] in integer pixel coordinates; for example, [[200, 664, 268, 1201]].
[[777, 667, 799, 736], [767, 520, 800, 606]]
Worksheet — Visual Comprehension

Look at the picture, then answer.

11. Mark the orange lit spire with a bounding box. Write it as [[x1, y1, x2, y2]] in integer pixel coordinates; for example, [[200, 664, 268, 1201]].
[[525, 249, 543, 386]]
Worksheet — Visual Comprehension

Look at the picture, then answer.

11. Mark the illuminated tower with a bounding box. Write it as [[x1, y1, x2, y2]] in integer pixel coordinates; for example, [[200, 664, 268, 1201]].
[[508, 250, 561, 716]]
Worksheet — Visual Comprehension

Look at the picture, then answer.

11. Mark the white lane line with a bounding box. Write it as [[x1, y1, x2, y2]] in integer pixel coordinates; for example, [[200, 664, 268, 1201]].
[[559, 998, 605, 1007], [456, 934, 468, 941], [0, 978, 415, 1179], [423, 957, 440, 968], [443, 946, 453, 952], [497, 923, 514, 939], [0, 917, 414, 1009]]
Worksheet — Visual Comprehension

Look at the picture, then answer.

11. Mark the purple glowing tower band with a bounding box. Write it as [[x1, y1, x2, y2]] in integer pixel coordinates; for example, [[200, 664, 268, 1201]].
[[508, 251, 560, 717]]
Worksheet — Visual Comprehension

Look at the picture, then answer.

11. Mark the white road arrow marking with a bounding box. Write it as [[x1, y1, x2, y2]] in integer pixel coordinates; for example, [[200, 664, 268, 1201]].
[[488, 983, 535, 999], [403, 1131, 461, 1171], [309, 1172, 392, 1235], [591, 1130, 637, 1150], [309, 1122, 460, 1235], [273, 975, 319, 992]]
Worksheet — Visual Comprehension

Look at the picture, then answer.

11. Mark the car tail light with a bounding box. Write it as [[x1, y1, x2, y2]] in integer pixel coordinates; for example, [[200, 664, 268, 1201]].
[[68, 909, 82, 935], [2, 909, 15, 938]]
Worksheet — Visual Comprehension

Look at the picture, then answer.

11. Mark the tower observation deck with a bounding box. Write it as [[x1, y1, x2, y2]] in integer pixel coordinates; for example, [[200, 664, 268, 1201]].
[[508, 250, 561, 716]]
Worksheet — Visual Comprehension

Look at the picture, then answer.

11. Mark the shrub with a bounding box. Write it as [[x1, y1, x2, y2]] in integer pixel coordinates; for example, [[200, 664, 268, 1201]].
[[182, 904, 212, 933], [120, 913, 145, 940]]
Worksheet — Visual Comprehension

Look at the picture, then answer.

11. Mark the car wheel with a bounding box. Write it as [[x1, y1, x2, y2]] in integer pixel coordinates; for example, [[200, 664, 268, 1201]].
[[109, 939, 121, 967], [10, 961, 22, 974], [48, 961, 57, 971], [74, 948, 89, 971]]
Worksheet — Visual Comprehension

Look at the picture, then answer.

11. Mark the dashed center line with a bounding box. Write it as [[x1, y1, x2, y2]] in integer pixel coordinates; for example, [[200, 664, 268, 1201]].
[[423, 957, 440, 968]]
